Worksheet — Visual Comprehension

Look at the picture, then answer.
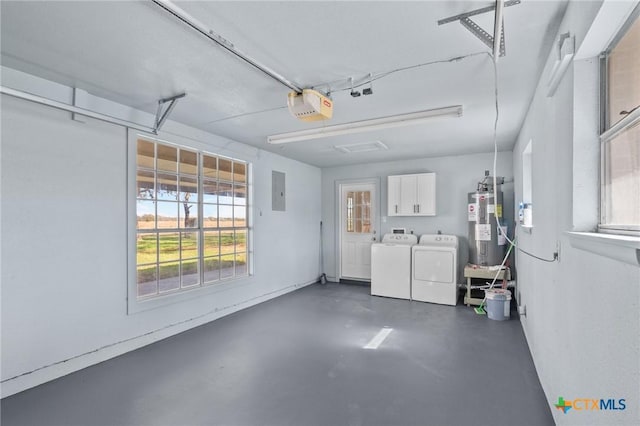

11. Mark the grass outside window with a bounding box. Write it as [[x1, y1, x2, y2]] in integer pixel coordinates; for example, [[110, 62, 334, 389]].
[[135, 138, 249, 299]]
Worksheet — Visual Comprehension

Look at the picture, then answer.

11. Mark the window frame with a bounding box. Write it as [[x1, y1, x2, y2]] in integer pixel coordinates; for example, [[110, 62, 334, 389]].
[[127, 130, 253, 314], [599, 5, 640, 236]]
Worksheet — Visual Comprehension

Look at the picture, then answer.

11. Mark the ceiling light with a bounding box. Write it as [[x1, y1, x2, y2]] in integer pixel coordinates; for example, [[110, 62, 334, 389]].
[[267, 105, 463, 144]]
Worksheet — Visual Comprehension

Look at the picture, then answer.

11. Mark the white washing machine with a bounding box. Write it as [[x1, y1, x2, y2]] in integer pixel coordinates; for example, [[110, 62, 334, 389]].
[[412, 235, 459, 306], [371, 233, 418, 300]]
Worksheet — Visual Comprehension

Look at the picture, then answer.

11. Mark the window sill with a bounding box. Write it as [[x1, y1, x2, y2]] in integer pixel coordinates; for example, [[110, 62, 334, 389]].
[[566, 232, 640, 266], [128, 275, 253, 314]]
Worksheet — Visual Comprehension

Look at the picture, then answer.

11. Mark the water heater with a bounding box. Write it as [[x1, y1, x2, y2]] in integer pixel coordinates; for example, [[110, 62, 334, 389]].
[[468, 172, 506, 266]]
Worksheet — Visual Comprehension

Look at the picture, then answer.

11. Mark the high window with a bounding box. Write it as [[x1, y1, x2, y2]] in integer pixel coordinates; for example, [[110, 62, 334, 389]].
[[135, 137, 248, 299], [600, 9, 640, 235]]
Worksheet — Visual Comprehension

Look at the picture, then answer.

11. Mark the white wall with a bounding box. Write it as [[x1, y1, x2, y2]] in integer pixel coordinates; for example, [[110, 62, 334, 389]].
[[321, 152, 514, 282], [0, 73, 321, 397], [512, 1, 639, 424]]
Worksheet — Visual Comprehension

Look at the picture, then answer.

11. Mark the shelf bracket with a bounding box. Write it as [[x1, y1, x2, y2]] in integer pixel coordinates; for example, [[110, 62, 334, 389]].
[[153, 92, 186, 133]]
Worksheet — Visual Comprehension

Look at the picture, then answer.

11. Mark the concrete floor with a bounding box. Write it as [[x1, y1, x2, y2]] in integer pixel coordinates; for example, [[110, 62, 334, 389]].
[[1, 283, 553, 426]]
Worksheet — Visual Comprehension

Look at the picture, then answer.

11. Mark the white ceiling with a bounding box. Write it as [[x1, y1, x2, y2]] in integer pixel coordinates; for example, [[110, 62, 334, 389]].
[[0, 1, 568, 167]]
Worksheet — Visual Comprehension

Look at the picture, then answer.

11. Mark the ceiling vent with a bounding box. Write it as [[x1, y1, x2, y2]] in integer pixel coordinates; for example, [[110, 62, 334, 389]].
[[287, 89, 333, 122], [334, 141, 389, 154]]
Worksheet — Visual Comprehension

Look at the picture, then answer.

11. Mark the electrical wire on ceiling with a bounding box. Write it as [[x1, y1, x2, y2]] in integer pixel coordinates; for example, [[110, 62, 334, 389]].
[[310, 51, 488, 95], [200, 51, 488, 126]]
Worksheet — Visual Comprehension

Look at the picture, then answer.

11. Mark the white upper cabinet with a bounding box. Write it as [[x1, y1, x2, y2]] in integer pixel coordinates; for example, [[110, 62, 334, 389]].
[[387, 173, 436, 216], [415, 173, 436, 215], [388, 175, 402, 215]]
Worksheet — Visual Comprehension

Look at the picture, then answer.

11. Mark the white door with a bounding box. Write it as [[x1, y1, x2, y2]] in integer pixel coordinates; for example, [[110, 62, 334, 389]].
[[340, 183, 376, 280]]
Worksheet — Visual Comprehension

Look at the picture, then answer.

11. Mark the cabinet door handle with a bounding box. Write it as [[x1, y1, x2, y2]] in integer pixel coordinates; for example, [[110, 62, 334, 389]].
[[395, 205, 398, 214], [417, 204, 420, 213]]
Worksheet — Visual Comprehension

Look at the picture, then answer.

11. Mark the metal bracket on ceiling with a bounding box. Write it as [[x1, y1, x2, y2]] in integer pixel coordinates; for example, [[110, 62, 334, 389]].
[[460, 17, 506, 57], [154, 92, 186, 133], [438, 0, 520, 58]]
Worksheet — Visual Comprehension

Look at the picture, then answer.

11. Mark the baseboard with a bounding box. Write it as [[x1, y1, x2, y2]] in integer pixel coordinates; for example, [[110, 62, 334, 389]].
[[1, 279, 316, 399], [519, 319, 555, 423]]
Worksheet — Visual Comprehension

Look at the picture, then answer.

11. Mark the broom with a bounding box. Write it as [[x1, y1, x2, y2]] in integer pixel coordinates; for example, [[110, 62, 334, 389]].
[[319, 221, 327, 284], [474, 238, 515, 315]]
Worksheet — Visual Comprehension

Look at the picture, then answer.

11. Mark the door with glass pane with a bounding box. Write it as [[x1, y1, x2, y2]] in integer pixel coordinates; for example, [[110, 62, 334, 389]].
[[340, 183, 376, 280]]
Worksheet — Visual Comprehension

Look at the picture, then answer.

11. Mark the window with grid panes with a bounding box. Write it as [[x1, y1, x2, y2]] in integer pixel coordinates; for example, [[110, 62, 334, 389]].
[[346, 191, 371, 233], [135, 138, 248, 299], [600, 8, 640, 235]]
